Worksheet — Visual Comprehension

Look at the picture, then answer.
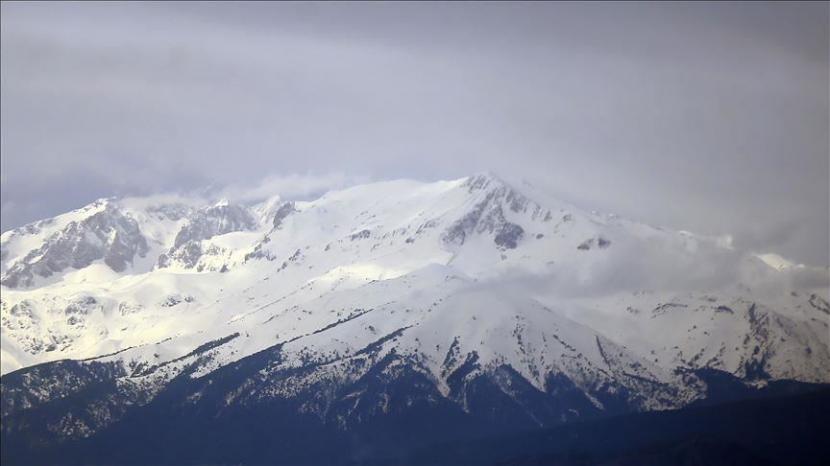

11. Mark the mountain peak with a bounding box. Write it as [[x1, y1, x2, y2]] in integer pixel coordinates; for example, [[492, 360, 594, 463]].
[[463, 171, 511, 191]]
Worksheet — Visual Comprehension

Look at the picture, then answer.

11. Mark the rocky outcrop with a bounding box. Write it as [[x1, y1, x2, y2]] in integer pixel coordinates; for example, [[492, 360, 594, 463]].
[[443, 175, 532, 250], [271, 201, 297, 229], [157, 202, 256, 270], [1, 202, 148, 288]]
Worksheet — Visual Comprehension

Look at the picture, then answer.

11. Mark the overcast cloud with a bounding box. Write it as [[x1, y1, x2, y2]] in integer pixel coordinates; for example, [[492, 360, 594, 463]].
[[1, 1, 828, 266]]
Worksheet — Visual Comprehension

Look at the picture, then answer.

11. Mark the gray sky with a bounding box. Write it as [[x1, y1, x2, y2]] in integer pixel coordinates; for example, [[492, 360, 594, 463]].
[[1, 1, 828, 266]]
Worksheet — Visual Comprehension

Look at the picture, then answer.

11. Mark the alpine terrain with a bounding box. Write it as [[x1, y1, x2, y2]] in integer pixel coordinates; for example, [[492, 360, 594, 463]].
[[1, 173, 828, 465]]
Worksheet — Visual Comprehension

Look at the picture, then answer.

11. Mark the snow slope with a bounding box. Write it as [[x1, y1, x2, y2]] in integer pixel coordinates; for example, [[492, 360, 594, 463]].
[[2, 173, 828, 400]]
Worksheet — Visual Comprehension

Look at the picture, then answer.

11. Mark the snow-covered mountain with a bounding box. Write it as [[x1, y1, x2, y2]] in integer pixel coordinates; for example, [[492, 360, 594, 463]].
[[1, 173, 828, 463]]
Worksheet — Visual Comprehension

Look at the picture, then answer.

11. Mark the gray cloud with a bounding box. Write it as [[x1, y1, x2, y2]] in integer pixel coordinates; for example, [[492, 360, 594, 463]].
[[216, 173, 368, 203], [479, 231, 746, 299], [1, 1, 827, 266], [471, 235, 828, 300]]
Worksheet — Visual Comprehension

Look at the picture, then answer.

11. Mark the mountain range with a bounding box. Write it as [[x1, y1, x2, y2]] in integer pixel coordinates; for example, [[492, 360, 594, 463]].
[[1, 173, 828, 465]]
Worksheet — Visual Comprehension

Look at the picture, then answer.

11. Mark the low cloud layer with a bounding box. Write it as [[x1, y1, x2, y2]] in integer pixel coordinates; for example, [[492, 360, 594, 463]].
[[215, 173, 368, 203], [477, 233, 828, 299], [1, 2, 827, 266]]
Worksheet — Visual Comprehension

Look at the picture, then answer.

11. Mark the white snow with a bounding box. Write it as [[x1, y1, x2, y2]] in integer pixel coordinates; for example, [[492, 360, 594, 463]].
[[1, 174, 827, 399]]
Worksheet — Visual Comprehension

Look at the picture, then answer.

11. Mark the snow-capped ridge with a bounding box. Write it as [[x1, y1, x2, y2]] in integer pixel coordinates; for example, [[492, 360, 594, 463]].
[[1, 201, 149, 289], [1, 173, 826, 392]]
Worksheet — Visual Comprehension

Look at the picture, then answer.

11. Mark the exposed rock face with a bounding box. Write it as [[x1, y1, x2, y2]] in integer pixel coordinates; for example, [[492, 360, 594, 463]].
[[577, 236, 612, 251], [350, 229, 372, 241], [443, 175, 535, 249], [157, 242, 206, 269], [157, 202, 256, 270], [1, 295, 102, 356], [1, 202, 148, 288], [271, 201, 296, 229], [494, 223, 524, 249], [172, 202, 257, 249]]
